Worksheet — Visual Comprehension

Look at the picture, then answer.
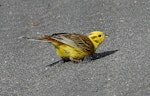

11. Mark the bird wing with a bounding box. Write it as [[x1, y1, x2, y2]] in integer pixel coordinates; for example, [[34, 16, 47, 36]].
[[50, 33, 94, 52]]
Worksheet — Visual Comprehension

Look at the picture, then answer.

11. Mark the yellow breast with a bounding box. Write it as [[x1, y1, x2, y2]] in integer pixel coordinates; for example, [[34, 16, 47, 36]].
[[55, 45, 88, 59]]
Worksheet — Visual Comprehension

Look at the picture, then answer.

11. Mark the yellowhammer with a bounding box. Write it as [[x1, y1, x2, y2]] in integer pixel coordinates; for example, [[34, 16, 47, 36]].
[[23, 31, 105, 63]]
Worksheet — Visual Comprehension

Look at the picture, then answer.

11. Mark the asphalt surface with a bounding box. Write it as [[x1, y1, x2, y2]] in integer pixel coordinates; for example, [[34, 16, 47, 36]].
[[0, 0, 150, 96]]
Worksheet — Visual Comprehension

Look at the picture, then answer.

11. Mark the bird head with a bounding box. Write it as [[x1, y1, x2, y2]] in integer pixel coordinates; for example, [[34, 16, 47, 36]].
[[88, 31, 105, 51]]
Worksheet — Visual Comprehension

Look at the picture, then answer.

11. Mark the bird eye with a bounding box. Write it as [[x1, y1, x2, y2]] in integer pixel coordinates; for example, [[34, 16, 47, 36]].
[[98, 35, 101, 37]]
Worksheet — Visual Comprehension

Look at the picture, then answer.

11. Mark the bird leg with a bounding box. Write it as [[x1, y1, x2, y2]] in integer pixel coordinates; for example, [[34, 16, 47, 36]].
[[61, 58, 70, 62], [70, 57, 84, 63]]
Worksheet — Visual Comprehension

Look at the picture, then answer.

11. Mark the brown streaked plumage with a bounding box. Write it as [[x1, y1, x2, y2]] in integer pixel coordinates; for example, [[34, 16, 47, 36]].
[[22, 31, 105, 63]]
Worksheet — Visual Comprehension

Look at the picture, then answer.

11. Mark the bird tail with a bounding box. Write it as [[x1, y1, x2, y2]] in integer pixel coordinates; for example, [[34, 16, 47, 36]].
[[19, 35, 53, 43]]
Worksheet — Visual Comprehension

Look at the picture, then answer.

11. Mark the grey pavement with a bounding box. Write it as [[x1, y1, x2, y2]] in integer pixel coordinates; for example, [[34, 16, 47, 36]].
[[0, 0, 150, 96]]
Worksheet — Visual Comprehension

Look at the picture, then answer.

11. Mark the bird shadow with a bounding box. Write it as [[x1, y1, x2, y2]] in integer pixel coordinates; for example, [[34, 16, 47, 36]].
[[46, 50, 119, 67], [89, 50, 119, 61], [46, 58, 70, 67]]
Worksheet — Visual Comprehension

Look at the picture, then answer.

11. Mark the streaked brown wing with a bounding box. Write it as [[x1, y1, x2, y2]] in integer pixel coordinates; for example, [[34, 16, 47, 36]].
[[50, 33, 94, 53]]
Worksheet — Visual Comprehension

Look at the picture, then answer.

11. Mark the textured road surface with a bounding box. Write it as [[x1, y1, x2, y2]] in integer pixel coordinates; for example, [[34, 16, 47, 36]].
[[0, 0, 150, 96]]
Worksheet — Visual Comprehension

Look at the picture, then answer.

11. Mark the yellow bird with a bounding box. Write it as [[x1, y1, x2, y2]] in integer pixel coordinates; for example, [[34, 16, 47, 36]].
[[23, 31, 105, 63]]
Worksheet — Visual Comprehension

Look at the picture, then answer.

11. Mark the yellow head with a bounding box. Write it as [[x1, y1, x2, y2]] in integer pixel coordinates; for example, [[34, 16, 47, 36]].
[[88, 31, 105, 51]]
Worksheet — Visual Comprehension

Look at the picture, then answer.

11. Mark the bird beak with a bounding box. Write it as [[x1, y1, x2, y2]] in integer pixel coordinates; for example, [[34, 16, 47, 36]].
[[105, 34, 109, 37]]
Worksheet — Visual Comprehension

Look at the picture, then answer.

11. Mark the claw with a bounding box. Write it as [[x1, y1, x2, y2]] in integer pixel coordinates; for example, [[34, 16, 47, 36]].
[[70, 57, 84, 63]]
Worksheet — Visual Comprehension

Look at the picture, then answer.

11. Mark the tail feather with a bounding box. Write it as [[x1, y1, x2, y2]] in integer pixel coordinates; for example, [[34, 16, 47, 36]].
[[19, 36, 52, 42], [19, 35, 64, 46]]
